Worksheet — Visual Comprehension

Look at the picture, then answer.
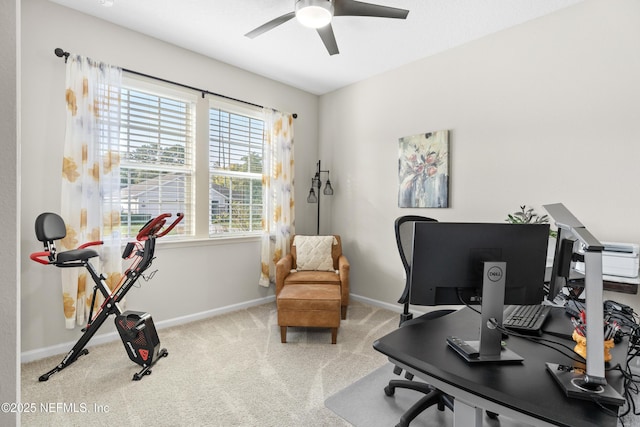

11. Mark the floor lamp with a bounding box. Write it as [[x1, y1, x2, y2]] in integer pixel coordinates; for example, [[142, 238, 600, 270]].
[[306, 160, 333, 235]]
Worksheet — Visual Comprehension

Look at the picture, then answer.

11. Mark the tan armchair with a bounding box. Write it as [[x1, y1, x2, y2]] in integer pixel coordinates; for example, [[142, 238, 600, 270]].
[[276, 235, 350, 320]]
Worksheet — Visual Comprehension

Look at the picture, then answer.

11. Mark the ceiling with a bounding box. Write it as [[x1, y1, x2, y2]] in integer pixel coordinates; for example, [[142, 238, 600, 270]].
[[49, 0, 583, 95]]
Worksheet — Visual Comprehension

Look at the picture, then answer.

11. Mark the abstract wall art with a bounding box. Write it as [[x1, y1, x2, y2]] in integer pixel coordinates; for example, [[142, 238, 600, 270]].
[[398, 130, 449, 208]]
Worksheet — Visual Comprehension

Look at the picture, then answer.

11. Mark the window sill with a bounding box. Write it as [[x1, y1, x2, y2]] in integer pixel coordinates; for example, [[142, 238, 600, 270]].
[[152, 234, 261, 249]]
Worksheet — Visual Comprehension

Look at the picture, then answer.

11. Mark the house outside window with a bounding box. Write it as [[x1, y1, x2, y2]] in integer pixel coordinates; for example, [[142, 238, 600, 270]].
[[116, 77, 195, 238], [209, 103, 264, 237]]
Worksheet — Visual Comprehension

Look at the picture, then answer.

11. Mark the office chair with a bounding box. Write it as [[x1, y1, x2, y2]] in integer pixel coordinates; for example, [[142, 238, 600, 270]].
[[384, 215, 454, 427]]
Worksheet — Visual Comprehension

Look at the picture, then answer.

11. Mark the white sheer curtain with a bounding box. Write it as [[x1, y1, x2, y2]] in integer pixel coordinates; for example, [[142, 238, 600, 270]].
[[259, 110, 295, 287], [60, 54, 122, 328]]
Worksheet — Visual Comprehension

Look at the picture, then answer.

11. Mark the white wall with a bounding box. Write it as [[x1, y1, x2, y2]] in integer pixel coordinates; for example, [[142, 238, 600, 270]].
[[1, 1, 19, 425], [20, 0, 319, 355], [320, 0, 640, 311]]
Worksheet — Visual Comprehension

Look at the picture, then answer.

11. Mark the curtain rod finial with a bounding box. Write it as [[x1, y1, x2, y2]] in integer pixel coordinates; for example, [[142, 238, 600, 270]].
[[54, 48, 70, 63]]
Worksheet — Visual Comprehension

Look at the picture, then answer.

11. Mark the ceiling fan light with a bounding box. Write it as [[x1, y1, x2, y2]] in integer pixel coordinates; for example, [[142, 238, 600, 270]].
[[295, 0, 334, 29]]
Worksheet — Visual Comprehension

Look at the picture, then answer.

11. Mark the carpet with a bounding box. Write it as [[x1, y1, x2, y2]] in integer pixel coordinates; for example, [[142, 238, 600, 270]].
[[21, 301, 400, 427]]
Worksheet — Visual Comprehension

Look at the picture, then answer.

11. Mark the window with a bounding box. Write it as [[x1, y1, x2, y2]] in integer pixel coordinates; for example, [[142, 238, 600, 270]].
[[101, 76, 267, 241], [209, 105, 265, 236], [116, 79, 196, 238]]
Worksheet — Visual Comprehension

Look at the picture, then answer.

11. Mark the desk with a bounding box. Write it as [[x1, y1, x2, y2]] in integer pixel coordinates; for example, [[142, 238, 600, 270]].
[[373, 307, 626, 427]]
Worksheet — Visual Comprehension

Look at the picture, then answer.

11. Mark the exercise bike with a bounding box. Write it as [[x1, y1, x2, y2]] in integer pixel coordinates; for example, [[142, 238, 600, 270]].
[[30, 212, 183, 381]]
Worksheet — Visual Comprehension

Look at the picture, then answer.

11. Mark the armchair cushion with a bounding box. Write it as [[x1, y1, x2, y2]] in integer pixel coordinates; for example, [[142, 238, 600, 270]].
[[293, 235, 336, 271], [284, 270, 340, 286]]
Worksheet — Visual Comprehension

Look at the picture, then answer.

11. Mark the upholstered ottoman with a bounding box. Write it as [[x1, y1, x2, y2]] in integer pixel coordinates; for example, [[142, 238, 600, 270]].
[[277, 284, 341, 344]]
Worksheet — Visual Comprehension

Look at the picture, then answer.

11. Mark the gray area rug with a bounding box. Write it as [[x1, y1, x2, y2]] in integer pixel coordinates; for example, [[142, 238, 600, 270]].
[[325, 363, 640, 427], [325, 363, 523, 427], [325, 363, 453, 427]]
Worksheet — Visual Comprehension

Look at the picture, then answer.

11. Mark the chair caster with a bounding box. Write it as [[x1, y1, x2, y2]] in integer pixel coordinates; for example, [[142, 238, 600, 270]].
[[384, 385, 395, 396]]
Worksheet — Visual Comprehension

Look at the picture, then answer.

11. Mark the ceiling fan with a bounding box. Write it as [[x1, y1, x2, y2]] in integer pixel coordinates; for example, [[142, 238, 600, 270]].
[[245, 0, 410, 56]]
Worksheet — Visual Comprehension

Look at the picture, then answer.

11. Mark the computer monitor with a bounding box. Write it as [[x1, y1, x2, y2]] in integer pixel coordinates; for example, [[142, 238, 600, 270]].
[[409, 222, 550, 307], [546, 227, 581, 302], [409, 222, 549, 363]]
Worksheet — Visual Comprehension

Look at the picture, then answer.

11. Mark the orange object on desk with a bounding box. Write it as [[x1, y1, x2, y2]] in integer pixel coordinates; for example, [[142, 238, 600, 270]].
[[572, 330, 615, 362]]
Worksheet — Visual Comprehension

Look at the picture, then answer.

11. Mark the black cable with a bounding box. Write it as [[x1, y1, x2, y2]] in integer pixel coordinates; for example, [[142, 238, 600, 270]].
[[617, 344, 640, 419], [456, 289, 480, 314], [492, 320, 587, 363], [457, 289, 584, 361], [608, 303, 640, 423]]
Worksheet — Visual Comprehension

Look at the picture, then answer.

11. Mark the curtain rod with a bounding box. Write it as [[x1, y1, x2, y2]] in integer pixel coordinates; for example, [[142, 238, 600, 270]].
[[54, 48, 297, 119]]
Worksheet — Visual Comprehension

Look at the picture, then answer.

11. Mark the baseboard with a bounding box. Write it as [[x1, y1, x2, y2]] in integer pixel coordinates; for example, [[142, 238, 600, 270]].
[[154, 295, 276, 330], [350, 293, 462, 317], [349, 293, 430, 317], [21, 295, 276, 364], [349, 293, 405, 314]]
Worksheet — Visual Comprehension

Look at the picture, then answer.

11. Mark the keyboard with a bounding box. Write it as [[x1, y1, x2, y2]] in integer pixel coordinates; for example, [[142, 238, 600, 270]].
[[503, 304, 551, 333]]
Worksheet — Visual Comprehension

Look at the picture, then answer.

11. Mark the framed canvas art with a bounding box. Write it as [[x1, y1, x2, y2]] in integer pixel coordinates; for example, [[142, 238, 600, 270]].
[[398, 130, 449, 208]]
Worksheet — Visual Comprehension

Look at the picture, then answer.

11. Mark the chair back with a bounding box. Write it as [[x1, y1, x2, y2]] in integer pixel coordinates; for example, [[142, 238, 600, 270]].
[[395, 216, 437, 304], [290, 235, 342, 270]]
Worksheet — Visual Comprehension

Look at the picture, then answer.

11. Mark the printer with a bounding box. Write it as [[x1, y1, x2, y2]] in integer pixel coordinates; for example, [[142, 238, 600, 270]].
[[575, 241, 639, 283]]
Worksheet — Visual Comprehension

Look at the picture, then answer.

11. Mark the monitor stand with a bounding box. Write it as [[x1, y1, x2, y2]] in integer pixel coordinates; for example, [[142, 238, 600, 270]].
[[447, 261, 524, 364]]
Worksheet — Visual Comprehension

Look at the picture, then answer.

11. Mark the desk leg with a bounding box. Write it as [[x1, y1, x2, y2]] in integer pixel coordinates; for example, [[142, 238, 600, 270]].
[[453, 398, 482, 427]]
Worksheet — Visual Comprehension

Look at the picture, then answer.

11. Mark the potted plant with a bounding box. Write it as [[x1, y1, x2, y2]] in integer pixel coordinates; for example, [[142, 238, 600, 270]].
[[506, 205, 557, 238]]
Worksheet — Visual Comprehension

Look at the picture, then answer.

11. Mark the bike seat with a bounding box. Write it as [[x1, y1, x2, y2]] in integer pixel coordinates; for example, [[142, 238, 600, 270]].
[[56, 248, 99, 264]]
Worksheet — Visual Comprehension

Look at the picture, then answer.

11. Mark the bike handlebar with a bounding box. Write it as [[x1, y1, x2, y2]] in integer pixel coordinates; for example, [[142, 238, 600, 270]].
[[136, 213, 184, 241], [156, 212, 184, 238]]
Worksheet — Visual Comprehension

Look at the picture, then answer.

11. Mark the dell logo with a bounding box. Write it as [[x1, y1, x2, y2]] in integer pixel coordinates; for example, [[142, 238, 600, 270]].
[[487, 266, 503, 282]]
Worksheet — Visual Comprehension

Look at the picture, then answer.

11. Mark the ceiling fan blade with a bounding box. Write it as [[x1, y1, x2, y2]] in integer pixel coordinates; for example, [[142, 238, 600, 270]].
[[333, 0, 409, 19], [245, 11, 296, 39], [317, 24, 339, 55]]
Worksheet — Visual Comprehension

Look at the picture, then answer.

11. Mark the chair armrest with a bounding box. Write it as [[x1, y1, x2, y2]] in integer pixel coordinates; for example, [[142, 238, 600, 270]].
[[275, 253, 293, 296], [338, 254, 350, 303]]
